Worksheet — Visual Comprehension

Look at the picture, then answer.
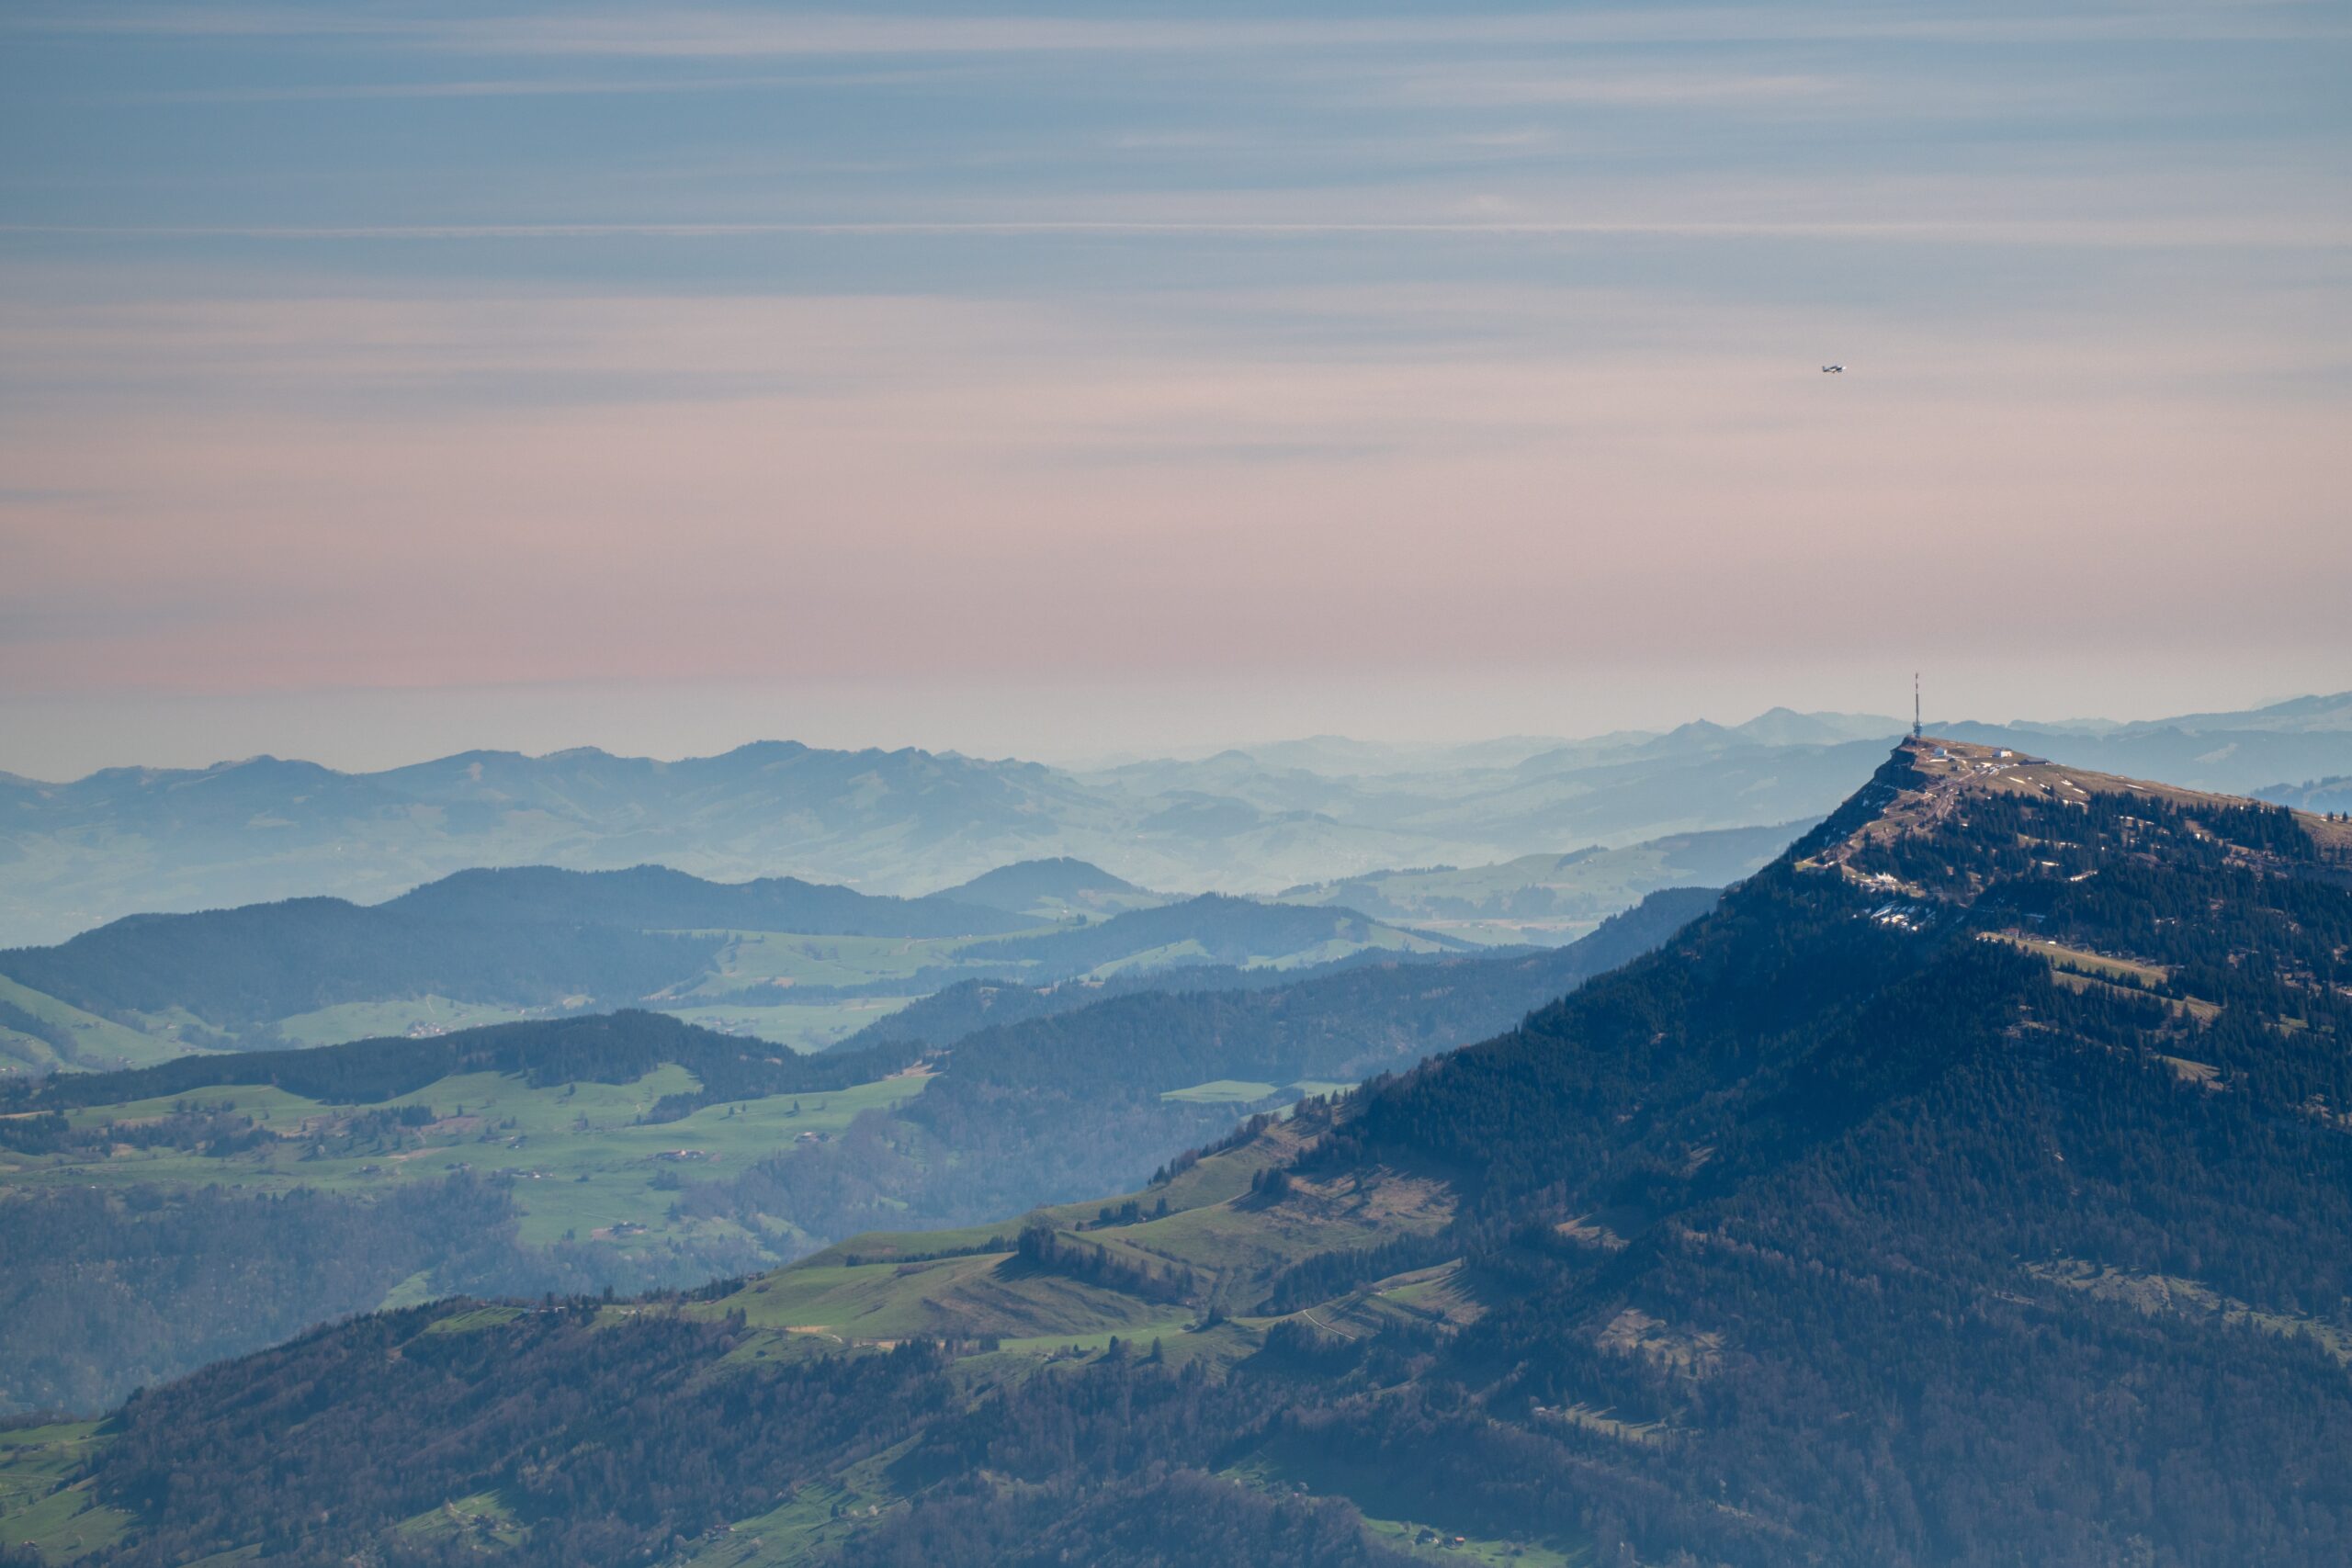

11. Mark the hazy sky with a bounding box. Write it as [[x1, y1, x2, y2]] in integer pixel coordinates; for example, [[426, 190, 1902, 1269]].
[[3, 2, 2347, 778]]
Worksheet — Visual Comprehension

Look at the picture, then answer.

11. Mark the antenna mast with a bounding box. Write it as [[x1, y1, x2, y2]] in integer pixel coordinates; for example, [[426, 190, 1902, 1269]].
[[1913, 674, 1922, 741]]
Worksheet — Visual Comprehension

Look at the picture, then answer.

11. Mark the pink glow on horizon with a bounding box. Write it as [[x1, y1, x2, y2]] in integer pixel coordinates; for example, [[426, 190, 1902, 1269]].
[[3, 289, 2341, 703]]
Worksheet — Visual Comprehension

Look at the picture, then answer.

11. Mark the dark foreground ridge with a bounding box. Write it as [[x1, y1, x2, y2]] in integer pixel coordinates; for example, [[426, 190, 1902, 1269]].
[[5, 739, 2349, 1567]]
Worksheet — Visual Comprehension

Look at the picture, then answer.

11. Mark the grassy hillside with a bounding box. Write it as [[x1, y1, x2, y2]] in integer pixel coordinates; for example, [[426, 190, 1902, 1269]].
[[0, 976, 193, 1078], [8, 742, 2348, 1564], [6, 1058, 929, 1248]]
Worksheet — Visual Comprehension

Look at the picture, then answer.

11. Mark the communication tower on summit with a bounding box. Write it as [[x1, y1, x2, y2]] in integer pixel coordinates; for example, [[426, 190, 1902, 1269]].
[[1913, 674, 1922, 741]]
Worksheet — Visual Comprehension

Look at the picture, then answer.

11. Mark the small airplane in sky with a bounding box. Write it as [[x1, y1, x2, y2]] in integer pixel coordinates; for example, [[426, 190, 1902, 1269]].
[[1821, 364, 1844, 373]]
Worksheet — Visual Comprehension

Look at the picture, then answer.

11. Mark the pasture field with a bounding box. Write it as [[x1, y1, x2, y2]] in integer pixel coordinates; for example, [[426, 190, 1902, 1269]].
[[394, 1488, 526, 1551], [1161, 1077, 1358, 1104], [1978, 930, 2170, 987], [0, 974, 194, 1076], [678, 1442, 922, 1567], [1088, 938, 1213, 976], [273, 994, 557, 1047], [725, 1253, 1171, 1345], [1361, 1514, 1583, 1566], [1161, 1078, 1280, 1103], [0, 1420, 132, 1562], [1261, 924, 1453, 968], [1231, 1448, 1588, 1567], [657, 997, 916, 1053], [795, 1110, 1299, 1273], [6, 1066, 933, 1253], [1097, 928, 1453, 978], [707, 1111, 1448, 1353]]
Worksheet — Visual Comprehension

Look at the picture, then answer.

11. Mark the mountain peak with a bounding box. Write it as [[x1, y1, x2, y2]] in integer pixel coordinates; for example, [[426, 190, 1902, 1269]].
[[1792, 736, 2351, 907]]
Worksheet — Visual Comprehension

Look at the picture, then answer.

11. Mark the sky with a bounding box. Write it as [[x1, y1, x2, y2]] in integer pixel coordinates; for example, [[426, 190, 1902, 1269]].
[[2, 1, 2347, 778]]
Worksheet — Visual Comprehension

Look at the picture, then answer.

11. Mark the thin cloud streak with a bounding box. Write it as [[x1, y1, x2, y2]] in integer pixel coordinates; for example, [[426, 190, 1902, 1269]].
[[16, 4, 2348, 51], [7, 218, 2348, 249], [96, 70, 949, 103]]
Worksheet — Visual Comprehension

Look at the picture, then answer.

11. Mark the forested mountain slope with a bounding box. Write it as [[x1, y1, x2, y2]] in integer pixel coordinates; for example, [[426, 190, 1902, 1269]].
[[6, 739, 2349, 1566]]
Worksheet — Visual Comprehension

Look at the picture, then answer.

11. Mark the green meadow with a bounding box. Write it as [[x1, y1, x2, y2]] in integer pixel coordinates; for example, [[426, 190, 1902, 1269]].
[[272, 995, 558, 1048], [0, 1421, 131, 1562], [684, 930, 1046, 994], [0, 974, 194, 1077], [7, 1065, 933, 1254], [656, 997, 918, 1053], [1161, 1077, 1358, 1105]]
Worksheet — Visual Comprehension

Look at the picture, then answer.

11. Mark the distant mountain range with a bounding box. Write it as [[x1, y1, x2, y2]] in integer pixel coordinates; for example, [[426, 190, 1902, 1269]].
[[2259, 775, 2352, 815], [931, 857, 1161, 922], [380, 863, 1029, 938], [4, 693, 2346, 948]]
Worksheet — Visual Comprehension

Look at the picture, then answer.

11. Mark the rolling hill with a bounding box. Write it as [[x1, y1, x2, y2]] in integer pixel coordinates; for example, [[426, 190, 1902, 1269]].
[[0, 871, 1461, 1067], [1275, 820, 1806, 943], [930, 858, 1163, 921], [7, 739, 2346, 1564], [2260, 773, 2352, 816], [376, 864, 1027, 937]]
